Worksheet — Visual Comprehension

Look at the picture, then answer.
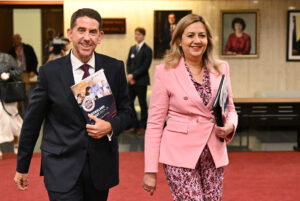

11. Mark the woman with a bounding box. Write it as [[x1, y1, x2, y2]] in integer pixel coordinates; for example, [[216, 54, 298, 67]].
[[225, 17, 251, 55], [143, 14, 238, 200], [0, 53, 23, 159]]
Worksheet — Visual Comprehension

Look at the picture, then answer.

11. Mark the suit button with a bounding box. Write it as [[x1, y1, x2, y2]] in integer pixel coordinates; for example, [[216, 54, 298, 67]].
[[210, 118, 214, 123], [183, 96, 188, 100], [196, 119, 200, 123]]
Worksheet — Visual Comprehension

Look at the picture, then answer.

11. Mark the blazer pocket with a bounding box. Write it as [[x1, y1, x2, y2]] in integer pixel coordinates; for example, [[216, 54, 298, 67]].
[[166, 120, 188, 134], [40, 140, 65, 155]]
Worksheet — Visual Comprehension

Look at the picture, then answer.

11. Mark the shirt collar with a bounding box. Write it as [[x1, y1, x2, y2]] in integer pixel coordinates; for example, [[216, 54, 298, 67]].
[[137, 41, 145, 49], [70, 49, 95, 70]]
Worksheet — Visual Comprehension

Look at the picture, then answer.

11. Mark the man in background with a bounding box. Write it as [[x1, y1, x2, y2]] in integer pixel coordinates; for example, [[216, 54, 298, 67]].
[[162, 13, 176, 54], [8, 34, 38, 105], [126, 27, 152, 135]]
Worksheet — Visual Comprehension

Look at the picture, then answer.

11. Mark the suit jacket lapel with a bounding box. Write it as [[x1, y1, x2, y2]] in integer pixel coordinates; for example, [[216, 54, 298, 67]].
[[173, 58, 209, 115], [60, 54, 84, 117]]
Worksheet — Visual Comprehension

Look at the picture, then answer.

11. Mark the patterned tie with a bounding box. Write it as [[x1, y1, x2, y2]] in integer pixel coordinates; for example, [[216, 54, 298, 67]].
[[80, 64, 90, 79]]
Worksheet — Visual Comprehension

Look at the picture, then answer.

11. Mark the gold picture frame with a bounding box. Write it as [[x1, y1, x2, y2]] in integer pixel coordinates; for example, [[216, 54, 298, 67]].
[[220, 10, 260, 58], [287, 10, 300, 61]]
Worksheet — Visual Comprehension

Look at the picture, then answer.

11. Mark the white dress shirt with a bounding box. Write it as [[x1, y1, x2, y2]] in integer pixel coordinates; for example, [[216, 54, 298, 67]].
[[70, 50, 95, 84]]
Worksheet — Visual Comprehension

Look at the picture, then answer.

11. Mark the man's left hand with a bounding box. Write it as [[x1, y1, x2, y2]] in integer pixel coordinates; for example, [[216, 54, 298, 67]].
[[86, 114, 112, 139]]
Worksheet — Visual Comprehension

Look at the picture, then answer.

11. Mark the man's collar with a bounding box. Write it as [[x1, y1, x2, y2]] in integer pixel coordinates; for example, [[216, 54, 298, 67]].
[[70, 49, 95, 70]]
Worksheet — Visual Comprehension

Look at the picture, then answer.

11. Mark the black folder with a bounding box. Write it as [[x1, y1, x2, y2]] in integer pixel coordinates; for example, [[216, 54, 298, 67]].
[[212, 74, 228, 142]]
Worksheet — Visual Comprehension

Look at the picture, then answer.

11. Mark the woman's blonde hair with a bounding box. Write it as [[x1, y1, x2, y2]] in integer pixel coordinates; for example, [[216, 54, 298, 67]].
[[164, 14, 221, 74]]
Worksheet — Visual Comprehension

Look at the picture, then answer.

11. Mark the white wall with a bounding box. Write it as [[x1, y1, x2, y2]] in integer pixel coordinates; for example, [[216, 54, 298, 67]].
[[13, 8, 42, 79]]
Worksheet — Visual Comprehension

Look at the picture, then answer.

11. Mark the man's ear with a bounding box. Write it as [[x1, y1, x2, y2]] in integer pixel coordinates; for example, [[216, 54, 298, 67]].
[[97, 31, 104, 44], [67, 28, 73, 42]]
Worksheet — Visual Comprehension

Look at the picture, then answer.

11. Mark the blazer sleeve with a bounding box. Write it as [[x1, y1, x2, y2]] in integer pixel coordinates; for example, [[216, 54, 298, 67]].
[[144, 65, 169, 173], [108, 61, 132, 136], [132, 46, 152, 80], [17, 66, 49, 173], [222, 61, 238, 142]]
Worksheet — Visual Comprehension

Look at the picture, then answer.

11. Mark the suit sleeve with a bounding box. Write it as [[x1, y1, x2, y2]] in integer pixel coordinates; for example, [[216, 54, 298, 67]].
[[223, 62, 238, 142], [144, 65, 169, 173], [132, 47, 152, 80], [17, 66, 49, 173], [108, 61, 132, 136]]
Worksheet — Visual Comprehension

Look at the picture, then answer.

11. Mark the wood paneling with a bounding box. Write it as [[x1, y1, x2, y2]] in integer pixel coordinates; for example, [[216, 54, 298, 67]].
[[0, 8, 13, 52], [41, 7, 63, 63]]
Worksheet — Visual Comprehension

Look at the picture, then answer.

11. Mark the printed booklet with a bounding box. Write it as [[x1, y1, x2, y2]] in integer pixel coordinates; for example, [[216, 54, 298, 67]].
[[71, 69, 117, 124]]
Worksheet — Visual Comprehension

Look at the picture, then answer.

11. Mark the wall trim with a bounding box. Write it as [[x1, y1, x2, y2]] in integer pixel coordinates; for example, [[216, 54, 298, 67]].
[[0, 1, 63, 5]]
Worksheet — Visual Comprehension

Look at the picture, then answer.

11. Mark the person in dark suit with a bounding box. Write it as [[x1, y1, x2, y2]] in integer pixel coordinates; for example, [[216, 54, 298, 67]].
[[162, 13, 176, 54], [126, 27, 152, 134], [8, 34, 38, 105], [14, 8, 132, 201]]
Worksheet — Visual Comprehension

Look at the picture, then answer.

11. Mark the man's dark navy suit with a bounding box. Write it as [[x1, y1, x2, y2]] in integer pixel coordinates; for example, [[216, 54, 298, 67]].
[[16, 52, 132, 193]]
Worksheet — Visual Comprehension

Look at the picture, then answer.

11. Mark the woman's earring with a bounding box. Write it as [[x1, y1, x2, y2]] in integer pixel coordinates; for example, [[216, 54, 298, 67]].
[[179, 43, 182, 46]]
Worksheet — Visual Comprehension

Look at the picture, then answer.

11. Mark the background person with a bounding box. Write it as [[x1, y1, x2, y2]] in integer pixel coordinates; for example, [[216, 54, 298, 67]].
[[143, 14, 238, 200], [225, 17, 251, 55], [126, 27, 152, 135], [8, 34, 38, 106], [14, 8, 131, 201], [0, 53, 23, 159]]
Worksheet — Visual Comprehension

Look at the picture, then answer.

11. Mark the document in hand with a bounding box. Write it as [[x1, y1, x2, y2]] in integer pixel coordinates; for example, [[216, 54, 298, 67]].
[[70, 69, 117, 124], [212, 74, 229, 127]]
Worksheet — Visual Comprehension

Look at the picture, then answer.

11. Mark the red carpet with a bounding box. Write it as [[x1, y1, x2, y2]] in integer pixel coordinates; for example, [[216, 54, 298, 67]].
[[1, 151, 300, 201]]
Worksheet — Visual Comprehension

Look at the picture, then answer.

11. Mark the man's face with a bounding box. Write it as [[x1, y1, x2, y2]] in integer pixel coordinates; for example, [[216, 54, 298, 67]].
[[134, 31, 145, 44], [67, 16, 103, 63], [12, 35, 22, 47], [168, 14, 176, 25]]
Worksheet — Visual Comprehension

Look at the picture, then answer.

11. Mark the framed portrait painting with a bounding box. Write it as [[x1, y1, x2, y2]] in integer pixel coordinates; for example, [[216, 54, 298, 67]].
[[154, 10, 191, 59], [287, 10, 300, 61], [221, 10, 259, 58]]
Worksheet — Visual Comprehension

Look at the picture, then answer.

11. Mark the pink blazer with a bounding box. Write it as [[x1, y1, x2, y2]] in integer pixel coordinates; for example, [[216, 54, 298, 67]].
[[144, 57, 238, 172]]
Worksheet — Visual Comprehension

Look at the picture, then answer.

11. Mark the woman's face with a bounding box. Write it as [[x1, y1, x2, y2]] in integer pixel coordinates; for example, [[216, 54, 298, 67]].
[[181, 22, 208, 61], [234, 22, 243, 33]]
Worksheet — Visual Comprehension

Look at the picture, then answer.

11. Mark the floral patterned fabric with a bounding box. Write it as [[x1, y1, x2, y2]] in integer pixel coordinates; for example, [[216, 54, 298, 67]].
[[185, 62, 212, 106], [163, 146, 224, 201]]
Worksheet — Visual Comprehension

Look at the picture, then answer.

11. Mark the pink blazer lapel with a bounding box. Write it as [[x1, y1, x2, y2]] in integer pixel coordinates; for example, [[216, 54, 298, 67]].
[[173, 58, 212, 116]]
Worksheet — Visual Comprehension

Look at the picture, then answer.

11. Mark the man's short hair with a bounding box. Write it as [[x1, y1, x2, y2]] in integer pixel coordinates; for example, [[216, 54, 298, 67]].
[[135, 27, 146, 35], [71, 8, 102, 30]]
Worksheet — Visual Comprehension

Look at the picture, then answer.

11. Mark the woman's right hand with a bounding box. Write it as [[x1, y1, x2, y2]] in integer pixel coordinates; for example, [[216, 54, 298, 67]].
[[143, 172, 157, 196]]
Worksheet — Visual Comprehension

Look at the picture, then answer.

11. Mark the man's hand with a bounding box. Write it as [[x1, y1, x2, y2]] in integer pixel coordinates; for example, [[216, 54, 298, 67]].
[[143, 173, 157, 196], [86, 114, 112, 139], [14, 172, 28, 190], [127, 74, 136, 85]]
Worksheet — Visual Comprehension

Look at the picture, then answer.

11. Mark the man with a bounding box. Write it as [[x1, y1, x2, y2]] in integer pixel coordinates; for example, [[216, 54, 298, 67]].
[[162, 13, 176, 54], [44, 28, 56, 63], [8, 34, 38, 104], [126, 27, 152, 135], [14, 8, 131, 201]]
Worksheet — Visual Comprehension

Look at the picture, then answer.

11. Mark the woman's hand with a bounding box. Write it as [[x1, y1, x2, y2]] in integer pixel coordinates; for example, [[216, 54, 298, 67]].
[[215, 121, 234, 140], [143, 173, 157, 196], [0, 72, 10, 81]]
